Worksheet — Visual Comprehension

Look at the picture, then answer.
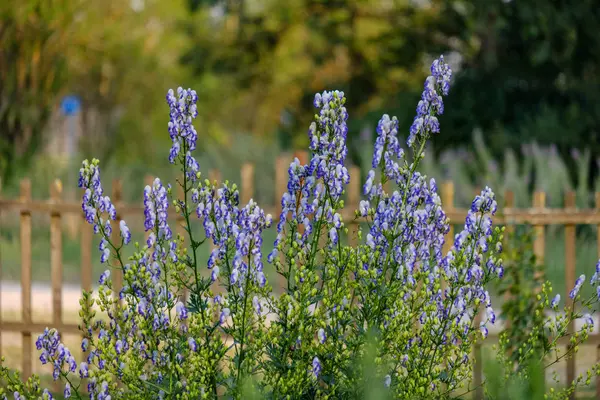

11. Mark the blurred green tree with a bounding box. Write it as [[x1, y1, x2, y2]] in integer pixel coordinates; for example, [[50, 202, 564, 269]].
[[0, 0, 188, 185], [436, 0, 600, 175], [180, 0, 451, 167]]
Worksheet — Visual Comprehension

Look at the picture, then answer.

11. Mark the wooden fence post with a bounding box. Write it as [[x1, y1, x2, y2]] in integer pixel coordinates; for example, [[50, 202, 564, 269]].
[[274, 155, 289, 293], [20, 179, 32, 379], [532, 192, 546, 289], [347, 165, 361, 247], [274, 155, 288, 217], [240, 163, 255, 206], [564, 191, 576, 399], [50, 180, 63, 326]]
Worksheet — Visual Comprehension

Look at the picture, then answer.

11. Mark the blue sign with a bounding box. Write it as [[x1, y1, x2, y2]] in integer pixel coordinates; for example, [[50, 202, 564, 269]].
[[60, 95, 81, 116]]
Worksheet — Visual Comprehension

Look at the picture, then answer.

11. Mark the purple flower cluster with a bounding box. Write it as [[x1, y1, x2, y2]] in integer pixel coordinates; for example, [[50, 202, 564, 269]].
[[229, 199, 272, 290], [270, 91, 350, 260], [166, 87, 199, 163], [362, 172, 449, 287], [79, 159, 131, 262], [144, 178, 172, 240], [35, 328, 76, 384], [407, 56, 452, 148]]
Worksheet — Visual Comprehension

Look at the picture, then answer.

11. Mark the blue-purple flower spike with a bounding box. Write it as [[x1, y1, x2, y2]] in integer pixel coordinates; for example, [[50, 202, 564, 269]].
[[407, 55, 452, 148], [166, 87, 199, 163]]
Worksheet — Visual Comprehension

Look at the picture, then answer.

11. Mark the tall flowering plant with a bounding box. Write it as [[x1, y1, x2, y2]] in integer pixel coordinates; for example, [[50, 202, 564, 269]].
[[1, 55, 600, 399]]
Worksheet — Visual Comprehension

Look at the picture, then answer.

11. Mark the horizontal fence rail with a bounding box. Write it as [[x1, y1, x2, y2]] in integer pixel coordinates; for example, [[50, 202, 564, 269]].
[[0, 152, 599, 399]]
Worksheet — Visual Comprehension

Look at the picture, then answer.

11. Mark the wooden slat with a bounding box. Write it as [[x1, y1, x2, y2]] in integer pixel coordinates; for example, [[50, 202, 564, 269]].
[[20, 179, 32, 379], [0, 321, 81, 335], [274, 154, 289, 293], [441, 181, 454, 293], [209, 169, 221, 187], [240, 163, 255, 206], [111, 180, 123, 300], [50, 180, 63, 325], [274, 155, 288, 217], [564, 192, 576, 399], [532, 191, 546, 289], [347, 165, 361, 247], [4, 197, 600, 225], [347, 165, 361, 210]]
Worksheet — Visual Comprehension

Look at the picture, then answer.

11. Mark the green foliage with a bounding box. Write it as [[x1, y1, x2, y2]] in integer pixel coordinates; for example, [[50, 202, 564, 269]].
[[180, 0, 446, 163], [437, 0, 600, 167], [0, 0, 188, 185], [496, 227, 547, 365]]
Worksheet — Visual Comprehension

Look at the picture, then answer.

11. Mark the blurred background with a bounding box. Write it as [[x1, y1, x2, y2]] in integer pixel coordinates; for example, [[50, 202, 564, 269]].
[[2, 0, 600, 386], [2, 0, 600, 289], [2, 0, 600, 281]]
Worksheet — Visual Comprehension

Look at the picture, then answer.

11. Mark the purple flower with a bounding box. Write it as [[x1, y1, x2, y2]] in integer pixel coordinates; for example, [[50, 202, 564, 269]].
[[64, 383, 71, 398], [220, 308, 230, 325], [317, 328, 326, 344], [99, 270, 110, 285], [120, 220, 131, 245], [569, 274, 585, 299], [550, 294, 561, 309], [166, 87, 199, 162], [176, 301, 188, 320], [312, 356, 322, 378], [253, 296, 262, 316], [188, 337, 198, 352]]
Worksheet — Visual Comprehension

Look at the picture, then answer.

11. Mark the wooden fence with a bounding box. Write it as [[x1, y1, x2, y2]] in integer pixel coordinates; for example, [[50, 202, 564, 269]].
[[1, 152, 600, 398]]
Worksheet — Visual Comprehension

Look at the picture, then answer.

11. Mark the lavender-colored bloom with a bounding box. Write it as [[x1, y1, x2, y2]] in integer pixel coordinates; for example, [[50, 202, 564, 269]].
[[64, 383, 71, 398], [79, 361, 89, 378], [317, 328, 326, 344], [569, 274, 585, 299], [312, 356, 322, 378], [166, 87, 199, 162], [220, 308, 230, 325], [550, 294, 561, 309], [253, 296, 262, 316], [176, 301, 188, 320], [188, 337, 198, 352], [480, 324, 489, 339], [211, 266, 220, 282], [119, 220, 131, 244], [407, 56, 452, 147], [99, 270, 110, 285], [384, 374, 391, 388], [583, 313, 594, 329]]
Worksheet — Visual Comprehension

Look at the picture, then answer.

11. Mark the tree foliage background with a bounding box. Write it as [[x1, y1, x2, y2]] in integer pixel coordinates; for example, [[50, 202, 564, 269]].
[[2, 0, 599, 184]]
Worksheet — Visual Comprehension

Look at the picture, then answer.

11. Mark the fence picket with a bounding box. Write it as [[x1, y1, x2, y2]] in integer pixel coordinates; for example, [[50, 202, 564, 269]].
[[19, 179, 32, 379], [50, 180, 63, 326], [533, 191, 546, 289]]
